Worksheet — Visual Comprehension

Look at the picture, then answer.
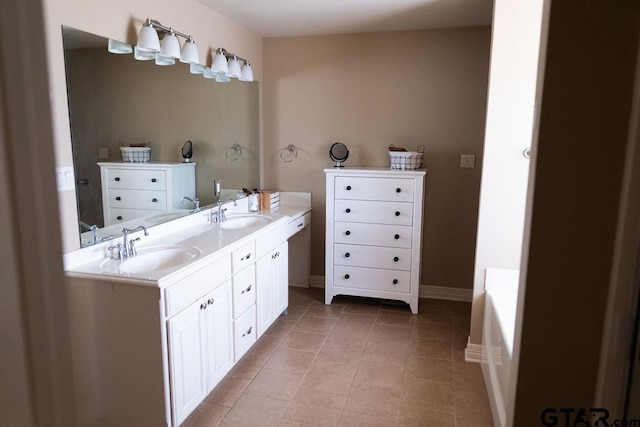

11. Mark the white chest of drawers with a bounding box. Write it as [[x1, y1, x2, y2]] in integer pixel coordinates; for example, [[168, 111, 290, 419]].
[[324, 168, 426, 314], [99, 162, 196, 226]]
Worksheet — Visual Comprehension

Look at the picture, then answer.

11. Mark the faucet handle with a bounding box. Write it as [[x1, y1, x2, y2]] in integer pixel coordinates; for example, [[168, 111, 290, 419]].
[[128, 237, 141, 256], [107, 243, 123, 260]]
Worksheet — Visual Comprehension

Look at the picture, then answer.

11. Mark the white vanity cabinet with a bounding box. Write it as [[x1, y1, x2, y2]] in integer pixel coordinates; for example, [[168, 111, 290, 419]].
[[324, 168, 426, 314], [256, 226, 289, 337], [99, 162, 196, 226]]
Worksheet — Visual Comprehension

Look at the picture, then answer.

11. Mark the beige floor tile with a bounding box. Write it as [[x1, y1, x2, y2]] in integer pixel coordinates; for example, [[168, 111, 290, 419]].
[[227, 350, 270, 379], [305, 301, 346, 318], [353, 359, 404, 390], [204, 376, 251, 407], [368, 323, 412, 344], [294, 315, 337, 334], [248, 333, 286, 357], [283, 387, 347, 425], [344, 383, 401, 418], [456, 396, 494, 425], [401, 376, 454, 412], [407, 337, 453, 360], [220, 394, 289, 426], [343, 300, 381, 316], [335, 312, 376, 329], [244, 367, 305, 400], [405, 356, 454, 382], [362, 340, 408, 365], [414, 308, 451, 325], [264, 347, 317, 374], [265, 317, 300, 338], [300, 364, 356, 395], [411, 320, 452, 341], [456, 416, 495, 427], [376, 310, 413, 328], [313, 342, 364, 372], [326, 325, 371, 348], [181, 402, 229, 427], [338, 410, 396, 427], [397, 406, 456, 427], [281, 330, 327, 353], [452, 316, 472, 337]]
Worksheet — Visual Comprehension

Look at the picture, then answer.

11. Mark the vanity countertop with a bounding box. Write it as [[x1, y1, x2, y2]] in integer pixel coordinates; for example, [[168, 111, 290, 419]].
[[65, 194, 311, 288]]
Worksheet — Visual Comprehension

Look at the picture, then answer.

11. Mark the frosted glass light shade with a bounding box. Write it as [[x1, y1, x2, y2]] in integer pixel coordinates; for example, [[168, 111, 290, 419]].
[[203, 67, 217, 79], [190, 63, 206, 74], [136, 24, 160, 52], [239, 63, 254, 82], [134, 46, 156, 60], [155, 53, 175, 66], [160, 32, 181, 59], [180, 39, 200, 64], [215, 73, 231, 83], [108, 39, 132, 54], [211, 51, 229, 74], [226, 57, 241, 78]]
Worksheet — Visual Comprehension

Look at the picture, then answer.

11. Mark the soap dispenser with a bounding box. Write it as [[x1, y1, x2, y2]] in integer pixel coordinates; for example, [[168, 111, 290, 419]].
[[248, 188, 259, 212]]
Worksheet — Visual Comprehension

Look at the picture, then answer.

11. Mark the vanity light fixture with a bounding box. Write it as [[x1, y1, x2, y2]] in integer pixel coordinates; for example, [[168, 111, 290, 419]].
[[210, 48, 254, 82], [240, 61, 254, 82], [211, 48, 229, 74], [135, 18, 200, 64], [227, 55, 242, 78]]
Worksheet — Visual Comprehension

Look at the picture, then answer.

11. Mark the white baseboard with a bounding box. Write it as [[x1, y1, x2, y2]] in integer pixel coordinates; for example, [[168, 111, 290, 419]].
[[465, 339, 483, 364], [419, 285, 473, 302]]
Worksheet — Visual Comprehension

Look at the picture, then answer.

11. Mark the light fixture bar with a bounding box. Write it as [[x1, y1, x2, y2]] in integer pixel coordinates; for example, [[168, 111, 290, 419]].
[[216, 47, 250, 66], [147, 18, 193, 42]]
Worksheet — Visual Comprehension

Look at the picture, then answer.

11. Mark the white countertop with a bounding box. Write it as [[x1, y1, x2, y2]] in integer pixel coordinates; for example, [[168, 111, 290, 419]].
[[65, 193, 311, 288]]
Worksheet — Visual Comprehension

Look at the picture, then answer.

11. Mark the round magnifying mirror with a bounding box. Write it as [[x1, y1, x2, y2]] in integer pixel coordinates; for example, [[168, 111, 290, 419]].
[[329, 142, 349, 167], [181, 140, 193, 162]]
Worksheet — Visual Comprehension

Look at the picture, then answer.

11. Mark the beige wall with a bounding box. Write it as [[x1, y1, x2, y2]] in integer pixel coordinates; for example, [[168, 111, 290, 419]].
[[44, 0, 263, 252], [263, 28, 491, 286]]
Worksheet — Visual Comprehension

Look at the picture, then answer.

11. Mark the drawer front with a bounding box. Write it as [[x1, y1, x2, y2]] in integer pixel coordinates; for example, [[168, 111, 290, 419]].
[[105, 168, 167, 190], [334, 265, 411, 293], [232, 241, 256, 274], [334, 222, 412, 248], [165, 255, 232, 317], [256, 224, 288, 259], [334, 177, 414, 202], [334, 244, 411, 270], [287, 212, 311, 238], [334, 200, 413, 225], [232, 264, 256, 318], [107, 208, 158, 225], [106, 189, 167, 211], [234, 305, 256, 362]]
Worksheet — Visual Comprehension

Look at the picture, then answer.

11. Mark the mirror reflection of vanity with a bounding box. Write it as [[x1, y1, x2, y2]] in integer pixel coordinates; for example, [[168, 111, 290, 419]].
[[62, 26, 260, 247]]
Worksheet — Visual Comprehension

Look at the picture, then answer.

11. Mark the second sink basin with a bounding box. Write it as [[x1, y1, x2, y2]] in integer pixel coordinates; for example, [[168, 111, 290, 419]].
[[221, 214, 272, 230], [117, 245, 201, 274]]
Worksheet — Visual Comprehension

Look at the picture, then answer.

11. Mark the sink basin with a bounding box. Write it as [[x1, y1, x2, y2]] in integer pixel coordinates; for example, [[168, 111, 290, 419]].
[[146, 211, 189, 224], [221, 214, 272, 230], [100, 245, 201, 275]]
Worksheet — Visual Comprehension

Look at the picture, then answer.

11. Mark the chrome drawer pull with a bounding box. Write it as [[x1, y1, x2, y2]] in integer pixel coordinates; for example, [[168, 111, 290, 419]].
[[200, 303, 207, 310], [242, 326, 253, 337], [241, 285, 252, 294], [207, 298, 215, 305], [241, 253, 251, 261], [297, 222, 303, 227]]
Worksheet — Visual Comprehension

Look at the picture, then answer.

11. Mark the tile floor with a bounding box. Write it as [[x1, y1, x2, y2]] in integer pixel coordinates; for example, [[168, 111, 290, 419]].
[[182, 287, 493, 426]]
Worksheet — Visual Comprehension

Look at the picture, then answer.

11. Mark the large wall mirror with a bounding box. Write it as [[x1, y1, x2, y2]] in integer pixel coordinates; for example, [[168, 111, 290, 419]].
[[62, 26, 260, 247]]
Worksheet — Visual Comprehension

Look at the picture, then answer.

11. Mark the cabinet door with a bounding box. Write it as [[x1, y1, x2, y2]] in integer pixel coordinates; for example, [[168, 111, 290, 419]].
[[256, 255, 274, 338], [168, 300, 208, 426], [274, 242, 289, 317], [204, 281, 234, 390]]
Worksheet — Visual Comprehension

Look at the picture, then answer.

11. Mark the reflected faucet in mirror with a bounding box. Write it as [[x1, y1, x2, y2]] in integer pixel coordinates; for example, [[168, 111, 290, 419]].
[[180, 196, 200, 212]]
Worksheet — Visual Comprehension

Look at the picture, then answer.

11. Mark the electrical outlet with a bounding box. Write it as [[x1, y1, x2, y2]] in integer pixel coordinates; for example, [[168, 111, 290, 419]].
[[461, 154, 475, 168]]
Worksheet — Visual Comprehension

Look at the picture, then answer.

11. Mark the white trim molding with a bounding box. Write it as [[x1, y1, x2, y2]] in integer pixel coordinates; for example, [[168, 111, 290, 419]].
[[465, 339, 484, 364]]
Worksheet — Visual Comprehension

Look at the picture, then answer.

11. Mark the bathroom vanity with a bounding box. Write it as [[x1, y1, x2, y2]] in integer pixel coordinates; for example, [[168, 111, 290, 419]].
[[64, 195, 310, 426], [324, 168, 426, 314], [98, 162, 196, 226]]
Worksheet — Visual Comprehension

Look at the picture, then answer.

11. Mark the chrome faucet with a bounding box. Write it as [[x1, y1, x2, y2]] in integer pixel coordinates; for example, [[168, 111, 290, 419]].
[[119, 226, 149, 259], [180, 196, 201, 212], [211, 201, 227, 224]]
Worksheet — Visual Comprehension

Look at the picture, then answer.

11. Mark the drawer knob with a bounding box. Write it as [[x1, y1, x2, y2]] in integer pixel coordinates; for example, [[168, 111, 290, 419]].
[[393, 279, 398, 285], [151, 178, 157, 183], [395, 211, 400, 216], [117, 216, 123, 220], [345, 208, 351, 213], [396, 188, 401, 193], [152, 198, 158, 203], [346, 185, 352, 191], [344, 274, 350, 279], [115, 196, 121, 201], [393, 256, 399, 262], [345, 252, 351, 258], [345, 230, 351, 236], [394, 234, 400, 240], [114, 177, 120, 182]]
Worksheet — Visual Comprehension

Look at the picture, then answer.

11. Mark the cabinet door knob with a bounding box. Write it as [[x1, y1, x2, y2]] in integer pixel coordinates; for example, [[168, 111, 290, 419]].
[[242, 326, 253, 337], [344, 274, 350, 279], [151, 178, 157, 183], [115, 196, 121, 201], [345, 208, 351, 213], [393, 279, 398, 285], [393, 256, 399, 262], [394, 234, 400, 240], [345, 252, 350, 258], [152, 198, 158, 203], [200, 303, 207, 310], [396, 188, 401, 193], [207, 298, 215, 305], [117, 216, 123, 220], [395, 211, 400, 216], [114, 177, 120, 182], [345, 230, 351, 236], [346, 185, 352, 191]]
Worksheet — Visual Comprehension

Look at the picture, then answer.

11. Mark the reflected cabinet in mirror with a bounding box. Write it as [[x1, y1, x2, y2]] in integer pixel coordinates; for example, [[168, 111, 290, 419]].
[[62, 26, 260, 247]]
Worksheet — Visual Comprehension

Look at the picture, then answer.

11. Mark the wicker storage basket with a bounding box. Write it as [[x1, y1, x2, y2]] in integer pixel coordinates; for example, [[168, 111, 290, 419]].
[[389, 145, 424, 170], [120, 142, 151, 162]]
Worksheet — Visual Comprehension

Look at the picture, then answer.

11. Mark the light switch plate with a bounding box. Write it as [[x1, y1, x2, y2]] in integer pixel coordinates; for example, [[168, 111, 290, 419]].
[[55, 166, 75, 191], [98, 147, 109, 159], [461, 154, 475, 168]]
